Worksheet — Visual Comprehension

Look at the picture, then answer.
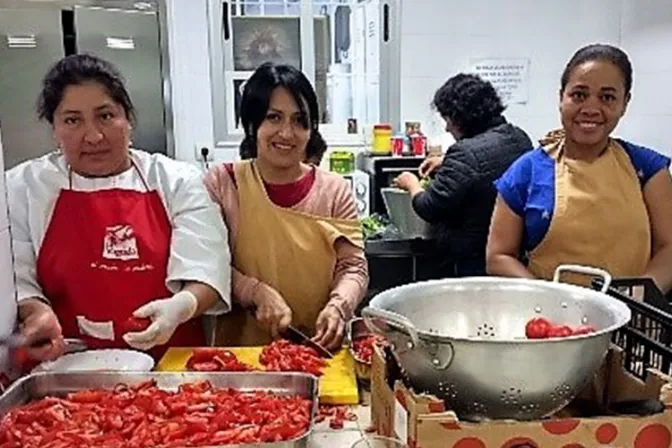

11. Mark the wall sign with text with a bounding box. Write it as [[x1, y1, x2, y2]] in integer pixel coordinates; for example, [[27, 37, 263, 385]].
[[470, 58, 530, 105]]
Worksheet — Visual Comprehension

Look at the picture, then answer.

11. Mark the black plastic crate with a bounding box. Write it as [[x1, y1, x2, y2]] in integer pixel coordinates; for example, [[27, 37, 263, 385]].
[[593, 277, 672, 380]]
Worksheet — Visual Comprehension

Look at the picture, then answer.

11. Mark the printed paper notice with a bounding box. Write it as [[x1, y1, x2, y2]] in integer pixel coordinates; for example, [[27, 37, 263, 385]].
[[470, 58, 530, 105]]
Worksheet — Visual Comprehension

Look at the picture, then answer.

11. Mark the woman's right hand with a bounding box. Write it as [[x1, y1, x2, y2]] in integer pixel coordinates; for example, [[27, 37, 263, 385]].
[[419, 155, 443, 178], [251, 283, 292, 338], [18, 298, 65, 362]]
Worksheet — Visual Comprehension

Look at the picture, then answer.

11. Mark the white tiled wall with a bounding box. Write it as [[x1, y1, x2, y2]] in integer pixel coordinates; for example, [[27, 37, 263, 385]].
[[165, 0, 672, 160], [398, 0, 672, 154], [166, 0, 217, 163], [617, 0, 672, 154]]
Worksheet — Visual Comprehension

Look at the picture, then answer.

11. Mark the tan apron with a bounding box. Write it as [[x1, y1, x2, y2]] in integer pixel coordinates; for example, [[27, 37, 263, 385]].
[[216, 161, 363, 346], [527, 131, 651, 286]]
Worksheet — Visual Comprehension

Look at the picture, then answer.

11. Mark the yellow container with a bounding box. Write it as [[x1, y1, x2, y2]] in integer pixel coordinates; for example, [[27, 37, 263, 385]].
[[372, 124, 393, 154]]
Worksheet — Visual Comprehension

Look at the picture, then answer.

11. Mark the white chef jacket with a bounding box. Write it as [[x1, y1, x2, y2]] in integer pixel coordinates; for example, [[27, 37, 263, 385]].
[[5, 149, 231, 314], [0, 136, 17, 383]]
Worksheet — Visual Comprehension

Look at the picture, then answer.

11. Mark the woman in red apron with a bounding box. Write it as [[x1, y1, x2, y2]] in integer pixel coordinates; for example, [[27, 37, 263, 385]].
[[7, 54, 231, 363], [487, 44, 672, 293]]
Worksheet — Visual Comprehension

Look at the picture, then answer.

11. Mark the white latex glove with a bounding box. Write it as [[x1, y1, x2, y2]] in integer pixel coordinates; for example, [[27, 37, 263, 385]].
[[122, 291, 198, 351]]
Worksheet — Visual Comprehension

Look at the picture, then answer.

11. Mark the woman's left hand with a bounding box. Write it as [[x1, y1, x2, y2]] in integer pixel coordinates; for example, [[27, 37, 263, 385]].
[[393, 172, 421, 193], [312, 304, 345, 351]]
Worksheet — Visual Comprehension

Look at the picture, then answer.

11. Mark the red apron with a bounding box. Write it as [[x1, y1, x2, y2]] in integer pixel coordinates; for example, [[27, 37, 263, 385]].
[[36, 161, 204, 360]]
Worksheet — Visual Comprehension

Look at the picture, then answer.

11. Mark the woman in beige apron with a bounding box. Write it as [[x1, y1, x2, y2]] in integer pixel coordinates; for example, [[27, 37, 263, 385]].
[[486, 44, 672, 293], [205, 63, 368, 349]]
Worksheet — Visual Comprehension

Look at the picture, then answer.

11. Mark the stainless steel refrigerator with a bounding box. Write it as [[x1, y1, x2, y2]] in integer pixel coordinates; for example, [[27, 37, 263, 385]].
[[0, 0, 171, 170]]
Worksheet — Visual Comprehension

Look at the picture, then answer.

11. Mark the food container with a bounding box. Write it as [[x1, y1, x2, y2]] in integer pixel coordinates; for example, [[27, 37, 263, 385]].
[[372, 124, 393, 154], [329, 151, 356, 174], [32, 348, 154, 373], [362, 265, 632, 421], [391, 134, 405, 157], [410, 134, 427, 156], [380, 187, 432, 239], [0, 371, 319, 447]]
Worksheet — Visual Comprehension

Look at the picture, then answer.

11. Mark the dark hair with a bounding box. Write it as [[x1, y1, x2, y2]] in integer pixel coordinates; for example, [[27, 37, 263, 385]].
[[37, 53, 136, 125], [560, 44, 633, 96], [239, 62, 326, 160], [432, 73, 505, 138]]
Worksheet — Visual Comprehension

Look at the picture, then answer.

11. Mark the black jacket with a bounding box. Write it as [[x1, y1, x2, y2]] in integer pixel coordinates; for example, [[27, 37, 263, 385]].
[[412, 117, 532, 263]]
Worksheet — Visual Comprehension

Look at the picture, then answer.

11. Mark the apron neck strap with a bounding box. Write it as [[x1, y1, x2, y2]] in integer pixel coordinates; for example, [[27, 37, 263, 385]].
[[67, 157, 150, 191]]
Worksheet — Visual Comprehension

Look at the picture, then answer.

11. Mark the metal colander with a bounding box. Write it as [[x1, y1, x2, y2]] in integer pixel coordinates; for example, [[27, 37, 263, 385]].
[[362, 265, 631, 421], [381, 187, 431, 239]]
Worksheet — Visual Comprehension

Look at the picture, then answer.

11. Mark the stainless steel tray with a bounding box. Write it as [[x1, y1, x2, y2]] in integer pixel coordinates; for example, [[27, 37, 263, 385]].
[[0, 371, 319, 448]]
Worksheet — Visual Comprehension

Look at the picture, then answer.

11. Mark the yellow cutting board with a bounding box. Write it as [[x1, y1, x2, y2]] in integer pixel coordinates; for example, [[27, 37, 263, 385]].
[[155, 347, 359, 405]]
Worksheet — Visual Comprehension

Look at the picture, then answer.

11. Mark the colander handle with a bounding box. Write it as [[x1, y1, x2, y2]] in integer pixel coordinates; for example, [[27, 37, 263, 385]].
[[553, 264, 612, 293], [361, 307, 421, 349]]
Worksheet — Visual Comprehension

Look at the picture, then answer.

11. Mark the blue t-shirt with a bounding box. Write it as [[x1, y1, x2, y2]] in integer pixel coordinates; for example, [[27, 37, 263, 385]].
[[494, 139, 671, 252]]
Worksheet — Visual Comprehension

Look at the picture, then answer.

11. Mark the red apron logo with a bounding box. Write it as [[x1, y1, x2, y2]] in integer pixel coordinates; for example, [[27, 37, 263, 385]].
[[103, 224, 139, 261]]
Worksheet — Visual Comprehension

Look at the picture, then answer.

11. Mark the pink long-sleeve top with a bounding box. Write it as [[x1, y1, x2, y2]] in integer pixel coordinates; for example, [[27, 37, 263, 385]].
[[205, 163, 369, 320]]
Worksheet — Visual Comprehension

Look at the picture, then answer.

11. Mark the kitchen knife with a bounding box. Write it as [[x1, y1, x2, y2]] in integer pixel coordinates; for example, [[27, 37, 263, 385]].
[[246, 307, 334, 359], [0, 333, 28, 348], [283, 325, 334, 359], [0, 335, 87, 354]]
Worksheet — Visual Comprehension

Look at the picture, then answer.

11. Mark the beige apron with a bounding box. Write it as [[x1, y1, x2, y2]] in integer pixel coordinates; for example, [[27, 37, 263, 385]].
[[527, 130, 651, 286], [216, 161, 363, 346]]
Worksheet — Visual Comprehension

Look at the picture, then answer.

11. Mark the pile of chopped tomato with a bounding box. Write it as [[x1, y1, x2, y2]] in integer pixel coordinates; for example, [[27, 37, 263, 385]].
[[525, 317, 596, 339], [315, 405, 357, 430], [0, 380, 311, 448], [186, 348, 257, 372], [184, 341, 328, 376], [351, 334, 387, 364], [259, 340, 327, 377]]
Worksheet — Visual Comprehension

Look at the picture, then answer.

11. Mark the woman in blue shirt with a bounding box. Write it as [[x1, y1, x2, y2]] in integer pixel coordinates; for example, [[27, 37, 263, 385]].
[[486, 44, 672, 292]]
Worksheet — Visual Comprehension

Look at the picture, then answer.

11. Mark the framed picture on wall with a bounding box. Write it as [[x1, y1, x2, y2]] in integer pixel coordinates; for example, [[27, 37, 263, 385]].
[[232, 16, 302, 71]]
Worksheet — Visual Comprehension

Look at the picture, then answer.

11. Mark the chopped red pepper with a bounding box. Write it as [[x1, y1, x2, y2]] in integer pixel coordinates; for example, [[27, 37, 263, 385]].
[[316, 405, 357, 430], [185, 348, 257, 372], [259, 340, 328, 377], [352, 334, 387, 364], [0, 380, 311, 447]]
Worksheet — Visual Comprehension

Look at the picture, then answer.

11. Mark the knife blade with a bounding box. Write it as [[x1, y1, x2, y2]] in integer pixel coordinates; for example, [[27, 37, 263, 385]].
[[283, 325, 334, 359], [0, 335, 87, 354], [0, 333, 28, 348], [246, 308, 334, 359]]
